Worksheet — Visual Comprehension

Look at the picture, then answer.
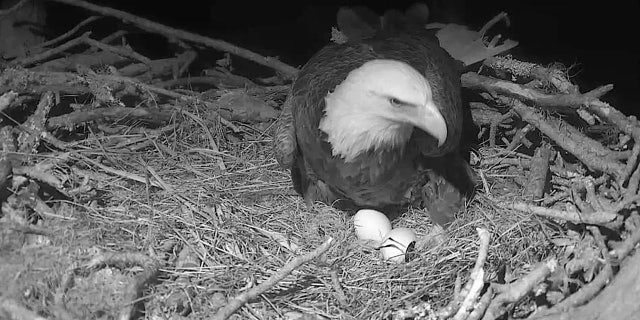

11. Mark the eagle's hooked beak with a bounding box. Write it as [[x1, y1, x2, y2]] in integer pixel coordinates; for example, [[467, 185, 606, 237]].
[[408, 101, 448, 146]]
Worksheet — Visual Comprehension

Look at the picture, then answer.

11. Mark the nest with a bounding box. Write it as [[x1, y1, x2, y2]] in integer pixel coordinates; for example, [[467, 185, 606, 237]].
[[1, 1, 639, 320]]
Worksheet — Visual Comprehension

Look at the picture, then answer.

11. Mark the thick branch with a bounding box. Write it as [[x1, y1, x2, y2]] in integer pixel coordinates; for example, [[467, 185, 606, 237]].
[[462, 72, 613, 111], [504, 97, 625, 180], [587, 100, 640, 143], [483, 259, 557, 320], [533, 252, 640, 320], [525, 145, 552, 200], [50, 0, 300, 78], [483, 56, 578, 93], [503, 202, 619, 226]]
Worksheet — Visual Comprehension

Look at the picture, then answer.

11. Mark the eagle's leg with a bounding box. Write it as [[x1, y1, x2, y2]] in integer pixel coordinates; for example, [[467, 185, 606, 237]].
[[418, 150, 477, 227], [421, 169, 467, 228]]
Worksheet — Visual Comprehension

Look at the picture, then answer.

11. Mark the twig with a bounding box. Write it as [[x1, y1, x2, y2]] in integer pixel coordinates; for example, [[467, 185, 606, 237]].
[[13, 32, 92, 67], [503, 97, 625, 180], [541, 191, 569, 206], [462, 72, 612, 111], [47, 106, 175, 130], [621, 143, 640, 186], [433, 280, 473, 319], [453, 228, 490, 320], [154, 74, 255, 89], [468, 286, 494, 320], [531, 264, 613, 319], [483, 56, 578, 93], [531, 224, 614, 319], [506, 123, 533, 151], [587, 99, 640, 143], [389, 229, 490, 320], [471, 229, 491, 285], [624, 162, 640, 199], [180, 109, 226, 170], [489, 109, 515, 148], [36, 16, 100, 49], [212, 237, 334, 320], [50, 0, 300, 78], [482, 259, 557, 320], [525, 145, 552, 201], [89, 30, 128, 51], [502, 201, 619, 226], [32, 51, 128, 72], [117, 52, 194, 78], [454, 274, 463, 297], [1, 67, 240, 133], [96, 73, 241, 132], [330, 268, 349, 307], [0, 68, 89, 94], [78, 154, 165, 189], [83, 37, 152, 64], [478, 12, 510, 37], [18, 91, 54, 154]]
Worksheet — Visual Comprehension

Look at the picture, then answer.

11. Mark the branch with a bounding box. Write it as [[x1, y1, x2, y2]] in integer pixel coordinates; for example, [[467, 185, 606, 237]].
[[524, 145, 552, 200], [461, 72, 612, 111], [12, 32, 92, 67], [36, 16, 101, 49], [50, 0, 300, 78], [503, 97, 625, 180], [47, 106, 175, 129], [83, 37, 152, 64], [453, 228, 491, 320], [502, 201, 619, 227], [212, 237, 334, 320], [482, 259, 557, 320], [483, 56, 578, 93]]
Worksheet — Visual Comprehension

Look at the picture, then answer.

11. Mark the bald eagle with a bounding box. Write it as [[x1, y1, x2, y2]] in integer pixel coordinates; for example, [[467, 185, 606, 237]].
[[274, 3, 475, 226]]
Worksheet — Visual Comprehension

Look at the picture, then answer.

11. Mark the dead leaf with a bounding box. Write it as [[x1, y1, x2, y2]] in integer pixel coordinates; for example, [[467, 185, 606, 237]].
[[216, 91, 278, 123], [430, 13, 519, 66]]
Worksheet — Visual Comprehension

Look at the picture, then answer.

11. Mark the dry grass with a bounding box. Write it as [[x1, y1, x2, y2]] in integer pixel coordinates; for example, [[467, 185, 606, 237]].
[[0, 101, 564, 319]]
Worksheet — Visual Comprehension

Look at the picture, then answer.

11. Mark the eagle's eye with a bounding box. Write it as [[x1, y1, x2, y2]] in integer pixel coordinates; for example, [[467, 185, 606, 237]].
[[389, 97, 404, 107]]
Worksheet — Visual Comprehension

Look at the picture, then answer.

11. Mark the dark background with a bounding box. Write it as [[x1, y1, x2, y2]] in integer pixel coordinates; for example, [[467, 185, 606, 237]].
[[45, 0, 639, 114]]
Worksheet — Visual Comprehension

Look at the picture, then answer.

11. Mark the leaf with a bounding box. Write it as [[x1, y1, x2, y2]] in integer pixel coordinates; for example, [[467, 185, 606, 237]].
[[430, 12, 519, 66]]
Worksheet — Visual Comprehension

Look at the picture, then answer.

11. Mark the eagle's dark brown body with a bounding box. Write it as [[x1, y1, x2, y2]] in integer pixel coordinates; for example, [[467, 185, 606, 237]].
[[274, 5, 475, 223]]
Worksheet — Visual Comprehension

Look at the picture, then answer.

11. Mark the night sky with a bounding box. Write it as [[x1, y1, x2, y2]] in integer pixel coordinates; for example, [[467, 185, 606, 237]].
[[46, 0, 640, 114]]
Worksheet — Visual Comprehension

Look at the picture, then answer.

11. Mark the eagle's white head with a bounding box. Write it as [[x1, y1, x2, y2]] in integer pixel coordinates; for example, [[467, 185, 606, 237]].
[[320, 59, 448, 162]]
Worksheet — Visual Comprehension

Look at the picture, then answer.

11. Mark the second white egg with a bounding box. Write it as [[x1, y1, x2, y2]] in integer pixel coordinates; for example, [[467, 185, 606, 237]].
[[380, 227, 417, 263]]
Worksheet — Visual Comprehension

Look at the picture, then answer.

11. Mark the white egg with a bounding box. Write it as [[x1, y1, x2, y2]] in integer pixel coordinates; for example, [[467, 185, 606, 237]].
[[380, 227, 417, 263], [353, 209, 392, 242]]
